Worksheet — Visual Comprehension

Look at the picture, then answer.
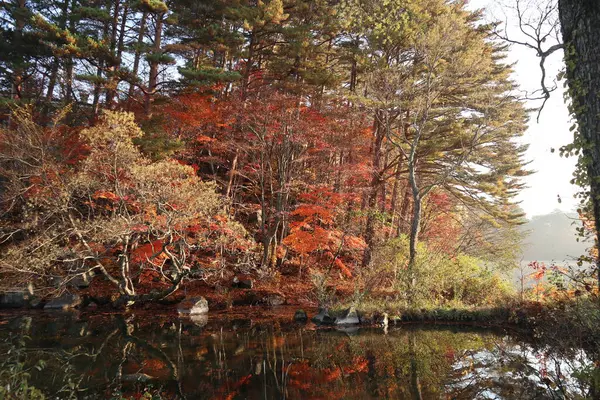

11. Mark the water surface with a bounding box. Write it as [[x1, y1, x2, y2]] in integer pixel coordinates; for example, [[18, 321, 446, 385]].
[[0, 309, 595, 399]]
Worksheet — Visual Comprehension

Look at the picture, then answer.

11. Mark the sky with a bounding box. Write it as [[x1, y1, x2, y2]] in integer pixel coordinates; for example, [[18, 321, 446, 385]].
[[468, 0, 579, 218]]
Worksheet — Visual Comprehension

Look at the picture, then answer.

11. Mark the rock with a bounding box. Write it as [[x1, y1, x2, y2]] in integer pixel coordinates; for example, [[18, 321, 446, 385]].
[[0, 292, 27, 309], [28, 296, 43, 309], [44, 293, 82, 310], [312, 308, 335, 325], [335, 306, 360, 325], [381, 313, 389, 328], [294, 309, 308, 322], [70, 272, 93, 288], [264, 293, 285, 306], [232, 276, 253, 289], [335, 325, 360, 335], [122, 373, 155, 382], [177, 297, 209, 315], [190, 314, 208, 327]]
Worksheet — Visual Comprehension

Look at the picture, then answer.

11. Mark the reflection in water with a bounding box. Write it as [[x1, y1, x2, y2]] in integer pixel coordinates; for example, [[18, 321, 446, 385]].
[[0, 311, 597, 399]]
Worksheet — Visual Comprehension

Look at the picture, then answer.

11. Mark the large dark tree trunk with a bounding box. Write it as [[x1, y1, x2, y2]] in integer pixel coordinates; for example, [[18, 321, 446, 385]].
[[557, 0, 600, 289]]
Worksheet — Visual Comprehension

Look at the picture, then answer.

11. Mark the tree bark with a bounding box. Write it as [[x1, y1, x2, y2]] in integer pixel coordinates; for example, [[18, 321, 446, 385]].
[[128, 10, 147, 106], [363, 111, 385, 266], [557, 0, 600, 289], [145, 12, 164, 116], [12, 0, 27, 101], [105, 0, 128, 108]]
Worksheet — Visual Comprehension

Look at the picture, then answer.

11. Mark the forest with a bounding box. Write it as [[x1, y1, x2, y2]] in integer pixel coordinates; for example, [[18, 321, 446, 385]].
[[5, 0, 600, 397], [2, 0, 600, 342]]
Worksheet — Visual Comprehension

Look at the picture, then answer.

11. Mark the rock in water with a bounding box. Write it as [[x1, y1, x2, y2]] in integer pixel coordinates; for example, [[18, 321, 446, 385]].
[[312, 308, 335, 325], [294, 309, 308, 322], [44, 294, 82, 310], [190, 314, 208, 327], [233, 276, 253, 289], [70, 271, 93, 288], [335, 306, 360, 325], [0, 292, 27, 309], [177, 297, 209, 315]]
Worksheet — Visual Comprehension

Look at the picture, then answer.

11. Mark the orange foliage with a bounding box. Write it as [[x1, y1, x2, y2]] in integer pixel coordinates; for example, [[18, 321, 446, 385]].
[[131, 240, 164, 263]]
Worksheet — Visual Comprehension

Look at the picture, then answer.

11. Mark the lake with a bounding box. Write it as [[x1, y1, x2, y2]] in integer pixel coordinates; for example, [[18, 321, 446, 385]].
[[0, 308, 596, 399]]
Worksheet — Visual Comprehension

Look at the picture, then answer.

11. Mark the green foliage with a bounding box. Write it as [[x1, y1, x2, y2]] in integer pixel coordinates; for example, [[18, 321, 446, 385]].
[[374, 235, 514, 307], [178, 67, 241, 87], [0, 334, 46, 400]]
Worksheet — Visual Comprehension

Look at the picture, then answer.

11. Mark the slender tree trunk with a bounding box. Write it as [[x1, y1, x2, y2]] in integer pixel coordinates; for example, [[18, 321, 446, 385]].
[[46, 60, 59, 102], [65, 59, 74, 103], [106, 0, 128, 108], [12, 0, 27, 101], [64, 1, 76, 104], [557, 0, 600, 290], [91, 63, 104, 120], [363, 111, 385, 266], [407, 155, 421, 303], [225, 150, 239, 203], [128, 10, 148, 106], [46, 0, 70, 103], [92, 19, 110, 121], [241, 32, 255, 100], [388, 160, 403, 238], [145, 12, 164, 117]]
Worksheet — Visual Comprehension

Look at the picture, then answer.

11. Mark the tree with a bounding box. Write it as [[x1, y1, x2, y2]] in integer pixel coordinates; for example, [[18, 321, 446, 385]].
[[557, 1, 600, 290], [0, 108, 248, 303], [502, 0, 600, 289]]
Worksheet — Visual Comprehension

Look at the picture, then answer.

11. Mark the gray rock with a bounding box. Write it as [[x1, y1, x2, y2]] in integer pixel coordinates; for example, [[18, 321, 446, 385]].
[[294, 309, 308, 322], [233, 276, 253, 289], [122, 373, 155, 382], [312, 308, 335, 325], [70, 272, 93, 288], [335, 306, 360, 325], [0, 292, 27, 309], [28, 296, 43, 309], [177, 297, 209, 315], [44, 293, 82, 310], [190, 314, 208, 327], [335, 325, 360, 335]]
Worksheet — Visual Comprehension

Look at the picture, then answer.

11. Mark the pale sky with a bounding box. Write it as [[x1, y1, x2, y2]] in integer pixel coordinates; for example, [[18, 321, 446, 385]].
[[468, 0, 579, 218]]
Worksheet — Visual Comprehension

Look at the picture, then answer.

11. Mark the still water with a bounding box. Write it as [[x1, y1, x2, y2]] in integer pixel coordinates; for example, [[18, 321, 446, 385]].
[[0, 308, 596, 399]]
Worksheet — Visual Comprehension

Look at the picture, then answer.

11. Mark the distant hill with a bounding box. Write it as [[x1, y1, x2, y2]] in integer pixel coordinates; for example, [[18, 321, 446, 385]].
[[520, 210, 590, 263]]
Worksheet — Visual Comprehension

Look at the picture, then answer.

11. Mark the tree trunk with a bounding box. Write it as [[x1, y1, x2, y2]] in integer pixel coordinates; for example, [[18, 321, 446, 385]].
[[12, 0, 27, 101], [363, 111, 385, 266], [388, 160, 403, 238], [557, 0, 600, 289], [46, 59, 59, 102], [64, 2, 76, 104], [241, 32, 255, 100], [407, 155, 421, 303], [145, 12, 164, 117], [46, 0, 70, 103], [92, 19, 110, 121], [128, 10, 148, 106], [105, 0, 128, 108]]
